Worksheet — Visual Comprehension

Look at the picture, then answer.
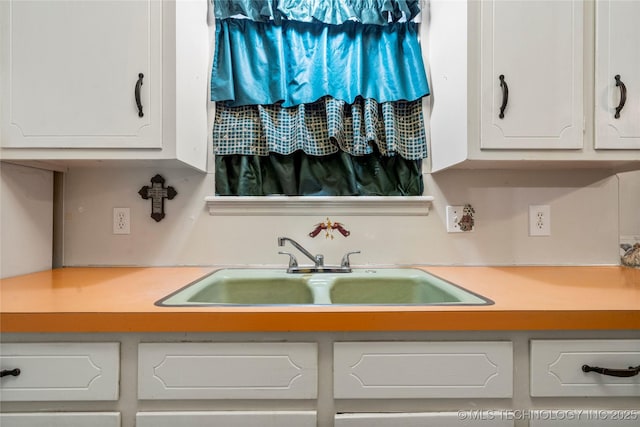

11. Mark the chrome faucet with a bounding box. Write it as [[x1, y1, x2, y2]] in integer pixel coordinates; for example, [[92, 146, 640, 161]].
[[278, 237, 359, 273]]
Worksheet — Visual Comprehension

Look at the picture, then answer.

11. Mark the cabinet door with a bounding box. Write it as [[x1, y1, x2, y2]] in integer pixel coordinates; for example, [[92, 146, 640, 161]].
[[336, 412, 514, 426], [530, 339, 640, 397], [137, 411, 316, 427], [0, 342, 120, 401], [0, 413, 120, 427], [480, 0, 583, 149], [334, 341, 513, 399], [595, 0, 640, 149], [1, 0, 161, 149], [138, 343, 317, 400]]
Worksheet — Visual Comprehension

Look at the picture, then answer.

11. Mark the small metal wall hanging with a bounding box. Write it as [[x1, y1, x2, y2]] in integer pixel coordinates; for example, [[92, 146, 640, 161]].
[[138, 174, 177, 222], [309, 217, 350, 239], [458, 204, 475, 232]]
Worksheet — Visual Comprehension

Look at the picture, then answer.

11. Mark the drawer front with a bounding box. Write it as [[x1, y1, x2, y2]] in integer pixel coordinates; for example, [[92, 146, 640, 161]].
[[0, 413, 120, 427], [137, 411, 316, 427], [336, 412, 514, 426], [530, 339, 640, 397], [0, 343, 120, 401], [138, 342, 317, 399], [334, 341, 513, 399]]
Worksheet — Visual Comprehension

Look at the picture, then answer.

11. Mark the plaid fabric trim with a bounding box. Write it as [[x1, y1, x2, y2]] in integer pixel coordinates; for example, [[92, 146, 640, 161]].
[[213, 96, 427, 160]]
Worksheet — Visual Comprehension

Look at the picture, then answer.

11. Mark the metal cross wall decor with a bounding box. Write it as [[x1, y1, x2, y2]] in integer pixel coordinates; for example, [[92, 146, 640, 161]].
[[138, 174, 177, 222]]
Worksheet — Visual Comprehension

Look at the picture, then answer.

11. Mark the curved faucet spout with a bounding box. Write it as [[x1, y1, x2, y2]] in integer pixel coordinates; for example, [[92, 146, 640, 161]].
[[278, 237, 324, 267]]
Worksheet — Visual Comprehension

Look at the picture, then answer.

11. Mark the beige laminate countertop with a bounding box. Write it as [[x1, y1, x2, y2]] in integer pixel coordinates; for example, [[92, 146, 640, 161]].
[[0, 266, 638, 333]]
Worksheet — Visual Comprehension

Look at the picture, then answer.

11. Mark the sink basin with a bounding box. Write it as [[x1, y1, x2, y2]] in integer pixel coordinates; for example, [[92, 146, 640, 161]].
[[158, 270, 314, 306], [156, 269, 492, 306]]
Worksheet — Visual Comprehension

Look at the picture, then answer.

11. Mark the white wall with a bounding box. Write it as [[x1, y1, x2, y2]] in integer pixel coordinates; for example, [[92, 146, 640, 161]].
[[61, 166, 620, 267], [619, 170, 640, 246], [0, 162, 53, 278]]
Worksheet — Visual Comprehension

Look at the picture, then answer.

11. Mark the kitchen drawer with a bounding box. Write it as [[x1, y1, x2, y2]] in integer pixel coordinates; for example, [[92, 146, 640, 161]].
[[0, 343, 119, 401], [137, 411, 316, 427], [530, 339, 640, 397], [138, 342, 317, 399], [0, 413, 120, 427], [335, 412, 514, 426], [334, 341, 513, 398]]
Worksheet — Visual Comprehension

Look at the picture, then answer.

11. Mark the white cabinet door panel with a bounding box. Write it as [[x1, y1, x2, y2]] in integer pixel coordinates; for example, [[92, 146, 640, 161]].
[[480, 0, 583, 149], [1, 0, 161, 148], [0, 413, 120, 427], [136, 411, 316, 427], [0, 342, 120, 401], [138, 342, 317, 399], [530, 339, 640, 397], [595, 0, 640, 149], [334, 341, 512, 398]]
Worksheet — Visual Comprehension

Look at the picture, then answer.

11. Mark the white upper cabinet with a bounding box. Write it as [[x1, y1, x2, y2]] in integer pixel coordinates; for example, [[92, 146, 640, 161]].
[[480, 0, 583, 149], [2, 0, 161, 149], [428, 0, 640, 172], [595, 0, 640, 149], [0, 0, 209, 171]]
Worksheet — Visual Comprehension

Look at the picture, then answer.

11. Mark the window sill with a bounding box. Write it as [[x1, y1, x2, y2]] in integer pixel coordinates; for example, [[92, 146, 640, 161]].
[[205, 196, 434, 216]]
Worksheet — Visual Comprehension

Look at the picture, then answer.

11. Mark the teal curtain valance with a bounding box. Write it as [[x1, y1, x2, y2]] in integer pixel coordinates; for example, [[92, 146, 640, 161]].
[[214, 96, 426, 160], [214, 0, 421, 25], [211, 19, 429, 107]]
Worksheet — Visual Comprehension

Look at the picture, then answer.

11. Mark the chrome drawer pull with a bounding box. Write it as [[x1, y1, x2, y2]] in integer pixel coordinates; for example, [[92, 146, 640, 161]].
[[0, 368, 21, 378], [582, 364, 640, 378]]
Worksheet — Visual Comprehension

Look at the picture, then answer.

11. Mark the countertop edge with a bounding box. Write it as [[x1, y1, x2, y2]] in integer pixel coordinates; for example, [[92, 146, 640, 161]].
[[2, 310, 639, 333]]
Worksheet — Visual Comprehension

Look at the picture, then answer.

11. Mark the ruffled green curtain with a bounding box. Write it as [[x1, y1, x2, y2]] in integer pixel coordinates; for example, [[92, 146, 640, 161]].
[[211, 0, 429, 196]]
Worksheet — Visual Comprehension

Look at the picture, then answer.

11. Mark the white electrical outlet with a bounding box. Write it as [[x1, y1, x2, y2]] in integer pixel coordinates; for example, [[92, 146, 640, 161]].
[[113, 207, 130, 235], [529, 205, 550, 236], [446, 205, 465, 233]]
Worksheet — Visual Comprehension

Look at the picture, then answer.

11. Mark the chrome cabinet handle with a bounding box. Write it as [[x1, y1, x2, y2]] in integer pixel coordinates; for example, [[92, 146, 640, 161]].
[[614, 74, 627, 119], [135, 73, 144, 117], [582, 364, 640, 378], [499, 74, 509, 119], [0, 368, 21, 378]]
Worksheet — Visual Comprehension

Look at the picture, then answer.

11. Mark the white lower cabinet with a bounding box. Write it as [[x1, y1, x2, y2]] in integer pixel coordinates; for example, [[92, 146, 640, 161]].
[[138, 342, 317, 399], [530, 339, 640, 397], [136, 411, 316, 427], [0, 413, 120, 427], [0, 342, 120, 401], [335, 412, 514, 427], [334, 341, 513, 398], [4, 336, 639, 427]]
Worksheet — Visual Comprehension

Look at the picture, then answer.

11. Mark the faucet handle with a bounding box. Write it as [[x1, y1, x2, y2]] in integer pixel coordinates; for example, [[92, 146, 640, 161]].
[[341, 251, 361, 268], [278, 251, 298, 268]]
